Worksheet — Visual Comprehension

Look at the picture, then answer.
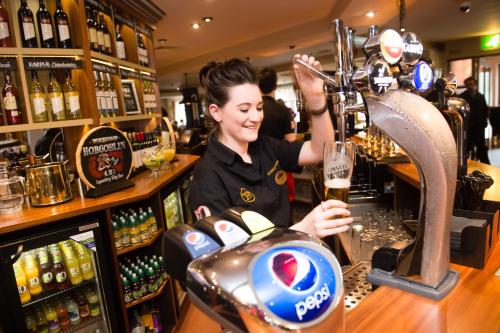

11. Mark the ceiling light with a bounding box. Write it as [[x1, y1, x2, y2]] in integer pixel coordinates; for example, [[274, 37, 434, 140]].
[[365, 11, 376, 18], [158, 38, 167, 44], [191, 23, 200, 29], [202, 17, 213, 23], [400, 27, 406, 32]]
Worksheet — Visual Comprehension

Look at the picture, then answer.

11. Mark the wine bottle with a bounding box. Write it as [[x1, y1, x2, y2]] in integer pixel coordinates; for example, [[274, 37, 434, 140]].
[[0, 0, 13, 47], [95, 10, 105, 53], [115, 24, 126, 60], [18, 0, 37, 48], [54, 0, 71, 48], [48, 70, 66, 120], [63, 70, 80, 119], [37, 0, 55, 48], [29, 70, 48, 123], [106, 73, 119, 116], [100, 72, 113, 116], [93, 71, 105, 117], [3, 71, 22, 125], [100, 14, 111, 55], [85, 6, 98, 51]]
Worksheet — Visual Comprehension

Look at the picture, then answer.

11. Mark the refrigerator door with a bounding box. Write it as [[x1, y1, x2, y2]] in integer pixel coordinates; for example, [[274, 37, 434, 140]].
[[0, 221, 120, 333]]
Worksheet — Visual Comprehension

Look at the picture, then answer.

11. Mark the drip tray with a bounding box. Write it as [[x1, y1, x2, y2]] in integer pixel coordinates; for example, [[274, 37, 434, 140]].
[[342, 261, 373, 311]]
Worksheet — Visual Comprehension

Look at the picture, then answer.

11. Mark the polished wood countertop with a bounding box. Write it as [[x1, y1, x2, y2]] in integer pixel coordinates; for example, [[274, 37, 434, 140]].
[[388, 160, 500, 202], [346, 241, 500, 332], [0, 154, 199, 235]]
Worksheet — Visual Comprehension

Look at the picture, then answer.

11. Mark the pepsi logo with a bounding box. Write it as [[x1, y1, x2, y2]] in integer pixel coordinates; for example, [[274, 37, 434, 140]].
[[217, 222, 233, 233], [185, 231, 205, 245], [379, 29, 404, 64], [271, 251, 318, 291]]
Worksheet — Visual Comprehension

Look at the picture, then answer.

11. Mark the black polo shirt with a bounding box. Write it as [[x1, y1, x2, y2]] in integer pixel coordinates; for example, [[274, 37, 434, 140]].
[[189, 135, 304, 227], [259, 96, 294, 140]]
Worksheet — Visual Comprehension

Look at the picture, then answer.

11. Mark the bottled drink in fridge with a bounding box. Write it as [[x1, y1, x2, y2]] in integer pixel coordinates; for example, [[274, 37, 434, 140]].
[[18, 0, 37, 48], [54, 0, 71, 48], [49, 244, 71, 290], [76, 292, 90, 319], [25, 310, 37, 333], [123, 276, 133, 303], [64, 296, 80, 325], [75, 243, 94, 280], [86, 288, 101, 317], [120, 216, 131, 247], [55, 299, 70, 329], [37, 246, 57, 292], [14, 261, 31, 304], [0, 0, 13, 47], [43, 302, 60, 332], [61, 243, 83, 285], [23, 252, 43, 296], [30, 70, 48, 123], [34, 306, 49, 333], [36, 0, 55, 48]]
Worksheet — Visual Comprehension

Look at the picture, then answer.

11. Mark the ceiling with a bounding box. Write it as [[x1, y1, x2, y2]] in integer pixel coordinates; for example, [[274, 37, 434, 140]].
[[152, 0, 500, 91]]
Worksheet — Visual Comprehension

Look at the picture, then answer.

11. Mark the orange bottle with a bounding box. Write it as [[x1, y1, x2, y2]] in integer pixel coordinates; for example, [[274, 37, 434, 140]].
[[13, 261, 31, 304], [23, 253, 43, 296]]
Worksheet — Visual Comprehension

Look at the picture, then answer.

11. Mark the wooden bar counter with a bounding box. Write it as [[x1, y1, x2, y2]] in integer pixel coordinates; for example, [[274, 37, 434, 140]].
[[0, 154, 199, 235]]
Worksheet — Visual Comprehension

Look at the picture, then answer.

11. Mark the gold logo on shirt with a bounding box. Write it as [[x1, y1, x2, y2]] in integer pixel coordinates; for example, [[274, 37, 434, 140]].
[[267, 160, 279, 176], [275, 170, 287, 185], [240, 188, 255, 203]]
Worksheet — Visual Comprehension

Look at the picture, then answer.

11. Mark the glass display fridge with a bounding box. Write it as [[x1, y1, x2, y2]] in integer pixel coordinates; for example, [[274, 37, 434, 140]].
[[0, 217, 121, 332]]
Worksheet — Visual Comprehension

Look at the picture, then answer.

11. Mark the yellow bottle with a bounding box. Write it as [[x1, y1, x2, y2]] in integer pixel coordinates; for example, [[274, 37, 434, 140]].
[[23, 253, 43, 296], [44, 303, 60, 333], [129, 216, 141, 245], [13, 261, 31, 304], [61, 245, 83, 285], [75, 244, 95, 281]]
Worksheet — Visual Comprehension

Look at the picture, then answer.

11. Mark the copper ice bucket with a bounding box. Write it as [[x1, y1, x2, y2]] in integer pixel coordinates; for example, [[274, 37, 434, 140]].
[[26, 161, 72, 206]]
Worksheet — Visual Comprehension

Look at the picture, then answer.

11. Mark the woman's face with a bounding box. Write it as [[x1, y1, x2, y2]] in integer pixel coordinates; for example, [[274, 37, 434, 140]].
[[211, 83, 264, 146]]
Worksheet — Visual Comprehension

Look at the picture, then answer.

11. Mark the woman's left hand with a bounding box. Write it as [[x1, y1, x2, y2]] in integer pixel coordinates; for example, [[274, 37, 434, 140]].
[[290, 200, 353, 238]]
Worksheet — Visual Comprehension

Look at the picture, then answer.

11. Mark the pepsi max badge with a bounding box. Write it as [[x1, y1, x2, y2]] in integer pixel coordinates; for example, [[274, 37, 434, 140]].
[[249, 242, 343, 328], [183, 230, 220, 258]]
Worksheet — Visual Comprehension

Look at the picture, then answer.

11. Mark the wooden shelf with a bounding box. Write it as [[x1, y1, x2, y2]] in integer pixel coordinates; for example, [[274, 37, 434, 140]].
[[116, 230, 161, 256], [125, 277, 169, 309], [90, 51, 156, 74], [99, 113, 161, 124], [0, 47, 20, 55], [20, 48, 85, 57], [0, 118, 94, 133]]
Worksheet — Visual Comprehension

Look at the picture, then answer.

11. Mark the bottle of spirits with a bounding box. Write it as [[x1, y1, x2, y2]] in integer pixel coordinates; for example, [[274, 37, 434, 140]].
[[29, 70, 48, 123], [54, 0, 71, 48], [95, 10, 105, 53], [0, 0, 13, 47], [106, 73, 119, 116], [85, 6, 98, 52], [115, 24, 126, 60], [100, 14, 111, 55], [37, 0, 55, 48], [3, 71, 22, 125], [48, 70, 66, 121], [18, 0, 37, 48], [63, 70, 80, 119]]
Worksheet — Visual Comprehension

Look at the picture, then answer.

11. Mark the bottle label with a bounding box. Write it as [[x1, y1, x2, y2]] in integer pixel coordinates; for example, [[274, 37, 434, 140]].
[[32, 95, 46, 115], [0, 22, 10, 40], [117, 41, 126, 59], [58, 23, 70, 42], [104, 34, 111, 49], [28, 276, 40, 288], [22, 21, 35, 40], [18, 284, 28, 295], [122, 233, 130, 245], [105, 95, 113, 111], [130, 232, 141, 244], [97, 30, 104, 46], [89, 28, 97, 43], [69, 267, 80, 277], [51, 95, 64, 113], [4, 95, 17, 110], [67, 94, 80, 112], [41, 22, 53, 41], [68, 309, 80, 323], [42, 271, 54, 284], [112, 96, 119, 110], [81, 262, 92, 273], [56, 271, 67, 282]]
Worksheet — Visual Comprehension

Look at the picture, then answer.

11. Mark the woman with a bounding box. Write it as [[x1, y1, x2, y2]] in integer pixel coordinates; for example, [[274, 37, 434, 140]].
[[190, 55, 352, 238]]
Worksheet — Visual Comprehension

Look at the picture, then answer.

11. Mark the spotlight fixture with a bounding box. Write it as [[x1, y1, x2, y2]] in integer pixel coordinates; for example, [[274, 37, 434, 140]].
[[202, 16, 213, 23], [191, 23, 200, 29], [158, 38, 167, 44], [365, 11, 376, 18]]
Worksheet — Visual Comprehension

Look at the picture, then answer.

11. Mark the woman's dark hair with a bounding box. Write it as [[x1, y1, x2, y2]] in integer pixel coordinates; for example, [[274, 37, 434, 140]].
[[199, 61, 217, 88], [204, 58, 257, 107]]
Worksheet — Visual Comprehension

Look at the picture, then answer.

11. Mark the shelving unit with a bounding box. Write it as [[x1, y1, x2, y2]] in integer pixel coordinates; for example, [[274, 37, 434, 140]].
[[22, 278, 96, 308], [125, 277, 169, 309], [116, 230, 161, 256], [99, 113, 161, 124]]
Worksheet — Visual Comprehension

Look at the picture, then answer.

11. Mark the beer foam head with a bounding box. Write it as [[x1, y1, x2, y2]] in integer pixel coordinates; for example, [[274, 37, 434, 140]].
[[324, 178, 351, 189]]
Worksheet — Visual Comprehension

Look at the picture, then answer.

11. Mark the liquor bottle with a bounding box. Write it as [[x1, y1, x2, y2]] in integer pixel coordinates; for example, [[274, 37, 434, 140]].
[[37, 246, 57, 292], [95, 10, 104, 53], [99, 72, 113, 116], [48, 70, 66, 120], [18, 0, 37, 48], [63, 70, 81, 119], [0, 1, 13, 47], [3, 71, 22, 125], [115, 24, 126, 60], [100, 14, 111, 55], [85, 6, 98, 51], [29, 70, 48, 123], [54, 0, 71, 48], [37, 0, 55, 48], [106, 73, 119, 116]]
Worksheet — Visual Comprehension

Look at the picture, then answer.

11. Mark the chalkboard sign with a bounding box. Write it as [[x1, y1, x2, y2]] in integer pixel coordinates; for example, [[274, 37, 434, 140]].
[[76, 126, 134, 197], [92, 61, 118, 75], [24, 58, 82, 70], [120, 68, 141, 80], [0, 58, 17, 70], [141, 73, 157, 82], [121, 79, 141, 115]]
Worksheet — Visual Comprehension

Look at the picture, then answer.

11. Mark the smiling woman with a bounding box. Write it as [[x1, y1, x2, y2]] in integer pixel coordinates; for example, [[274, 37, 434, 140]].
[[189, 56, 353, 238]]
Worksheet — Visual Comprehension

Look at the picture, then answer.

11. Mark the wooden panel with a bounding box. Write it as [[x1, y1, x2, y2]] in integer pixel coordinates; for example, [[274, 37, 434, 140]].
[[0, 154, 199, 235], [345, 242, 500, 332]]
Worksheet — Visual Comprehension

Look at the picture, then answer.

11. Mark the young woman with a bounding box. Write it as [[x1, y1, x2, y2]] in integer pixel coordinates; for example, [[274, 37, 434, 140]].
[[190, 55, 352, 238]]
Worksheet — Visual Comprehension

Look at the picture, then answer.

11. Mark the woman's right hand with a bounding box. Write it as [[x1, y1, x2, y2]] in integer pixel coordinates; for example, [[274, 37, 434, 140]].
[[290, 200, 353, 238], [292, 54, 326, 111]]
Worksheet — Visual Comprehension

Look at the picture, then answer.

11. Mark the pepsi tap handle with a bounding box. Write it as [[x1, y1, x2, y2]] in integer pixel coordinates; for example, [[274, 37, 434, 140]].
[[294, 58, 337, 87]]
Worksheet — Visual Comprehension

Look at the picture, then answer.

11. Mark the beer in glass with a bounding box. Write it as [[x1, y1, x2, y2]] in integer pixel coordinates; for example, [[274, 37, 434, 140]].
[[323, 141, 356, 203]]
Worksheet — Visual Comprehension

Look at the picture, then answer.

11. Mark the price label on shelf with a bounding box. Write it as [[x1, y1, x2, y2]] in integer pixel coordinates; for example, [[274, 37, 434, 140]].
[[24, 57, 83, 70], [0, 58, 17, 70]]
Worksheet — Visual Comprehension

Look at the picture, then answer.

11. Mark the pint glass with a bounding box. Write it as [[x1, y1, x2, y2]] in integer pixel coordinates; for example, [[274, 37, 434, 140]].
[[323, 141, 356, 202]]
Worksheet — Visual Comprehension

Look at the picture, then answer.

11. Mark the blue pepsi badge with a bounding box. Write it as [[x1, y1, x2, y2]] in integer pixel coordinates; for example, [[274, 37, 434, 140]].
[[250, 242, 342, 328], [183, 230, 220, 258], [413, 61, 434, 92]]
